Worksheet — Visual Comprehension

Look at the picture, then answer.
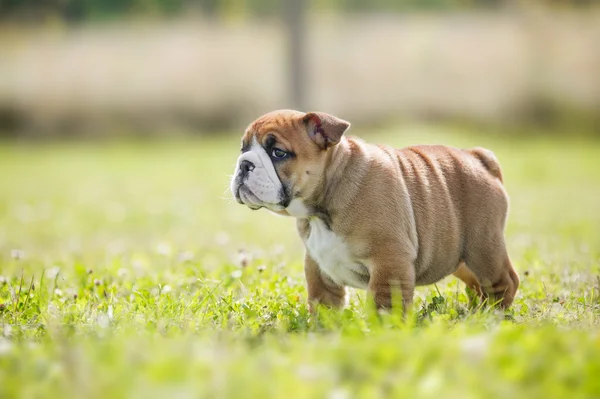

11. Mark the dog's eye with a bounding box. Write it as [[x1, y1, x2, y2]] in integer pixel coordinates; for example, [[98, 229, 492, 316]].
[[271, 148, 288, 159]]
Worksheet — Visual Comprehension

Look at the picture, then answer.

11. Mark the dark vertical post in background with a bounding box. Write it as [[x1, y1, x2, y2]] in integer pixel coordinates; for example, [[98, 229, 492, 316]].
[[284, 0, 307, 111]]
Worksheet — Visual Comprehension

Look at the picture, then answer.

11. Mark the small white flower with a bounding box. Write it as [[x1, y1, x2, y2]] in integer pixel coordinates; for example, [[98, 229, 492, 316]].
[[46, 267, 60, 279], [418, 371, 442, 394], [0, 338, 13, 355], [230, 270, 243, 279], [54, 288, 63, 297], [156, 243, 172, 256], [3, 324, 12, 337], [236, 250, 251, 268], [97, 314, 109, 328], [297, 364, 320, 381], [47, 303, 59, 316], [162, 285, 172, 294], [10, 249, 24, 260], [131, 258, 146, 271], [178, 251, 194, 262], [328, 388, 349, 399]]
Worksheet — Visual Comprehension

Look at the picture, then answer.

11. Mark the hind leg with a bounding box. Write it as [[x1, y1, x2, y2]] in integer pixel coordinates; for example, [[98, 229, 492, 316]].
[[464, 243, 519, 309], [453, 262, 484, 306], [453, 262, 483, 296]]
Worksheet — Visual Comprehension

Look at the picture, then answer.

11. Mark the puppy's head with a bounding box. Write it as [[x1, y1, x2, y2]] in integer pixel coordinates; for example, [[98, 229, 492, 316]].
[[230, 109, 350, 211]]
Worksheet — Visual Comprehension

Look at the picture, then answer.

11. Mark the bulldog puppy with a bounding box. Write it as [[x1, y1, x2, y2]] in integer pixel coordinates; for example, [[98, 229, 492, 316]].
[[230, 110, 519, 312]]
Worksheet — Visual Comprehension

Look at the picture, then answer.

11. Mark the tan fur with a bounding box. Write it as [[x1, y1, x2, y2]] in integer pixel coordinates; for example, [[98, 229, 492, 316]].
[[236, 110, 519, 312]]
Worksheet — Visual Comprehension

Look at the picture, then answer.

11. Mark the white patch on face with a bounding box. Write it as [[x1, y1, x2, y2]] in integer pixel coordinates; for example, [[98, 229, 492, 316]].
[[305, 218, 369, 289], [231, 137, 285, 210]]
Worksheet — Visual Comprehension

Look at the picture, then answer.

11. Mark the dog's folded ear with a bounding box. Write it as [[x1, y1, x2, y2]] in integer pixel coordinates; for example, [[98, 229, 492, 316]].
[[302, 112, 351, 149]]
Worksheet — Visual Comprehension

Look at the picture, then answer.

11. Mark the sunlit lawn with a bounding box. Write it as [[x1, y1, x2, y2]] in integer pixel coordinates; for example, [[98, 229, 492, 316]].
[[1, 125, 599, 398]]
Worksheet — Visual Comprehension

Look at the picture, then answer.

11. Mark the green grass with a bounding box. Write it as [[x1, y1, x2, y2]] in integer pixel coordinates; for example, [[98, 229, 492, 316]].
[[1, 125, 599, 398]]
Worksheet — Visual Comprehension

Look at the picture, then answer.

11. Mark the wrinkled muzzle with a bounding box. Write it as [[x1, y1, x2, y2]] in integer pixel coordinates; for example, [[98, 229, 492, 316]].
[[230, 139, 289, 211]]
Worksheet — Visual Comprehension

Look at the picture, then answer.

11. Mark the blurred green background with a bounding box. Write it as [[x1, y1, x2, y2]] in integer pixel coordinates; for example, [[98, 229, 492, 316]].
[[1, 1, 600, 398]]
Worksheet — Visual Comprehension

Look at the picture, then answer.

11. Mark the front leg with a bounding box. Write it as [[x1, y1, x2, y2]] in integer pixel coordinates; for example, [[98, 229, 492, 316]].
[[304, 253, 346, 313], [368, 250, 415, 313]]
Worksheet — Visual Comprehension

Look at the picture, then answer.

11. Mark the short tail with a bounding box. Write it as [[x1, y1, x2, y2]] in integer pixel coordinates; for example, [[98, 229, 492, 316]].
[[469, 147, 503, 183]]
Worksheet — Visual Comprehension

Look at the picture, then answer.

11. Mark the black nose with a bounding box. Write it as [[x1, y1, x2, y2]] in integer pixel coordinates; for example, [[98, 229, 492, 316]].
[[239, 160, 255, 177]]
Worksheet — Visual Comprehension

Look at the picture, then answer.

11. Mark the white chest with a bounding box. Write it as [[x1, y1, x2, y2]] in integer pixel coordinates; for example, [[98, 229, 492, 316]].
[[305, 218, 369, 289]]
